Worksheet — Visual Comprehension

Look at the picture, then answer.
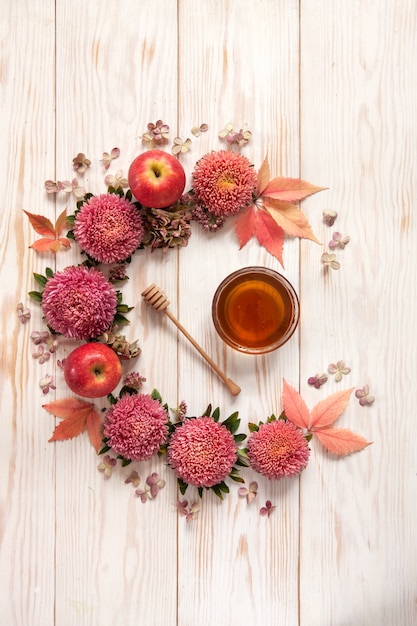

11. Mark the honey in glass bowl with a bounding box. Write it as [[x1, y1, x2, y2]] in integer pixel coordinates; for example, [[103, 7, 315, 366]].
[[212, 267, 299, 354]]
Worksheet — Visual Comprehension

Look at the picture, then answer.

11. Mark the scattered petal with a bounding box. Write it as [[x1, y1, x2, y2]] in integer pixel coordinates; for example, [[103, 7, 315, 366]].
[[125, 470, 141, 487], [186, 502, 200, 522], [327, 360, 351, 382], [97, 454, 117, 479], [104, 169, 129, 189], [238, 481, 258, 504], [17, 303, 31, 323], [39, 374, 56, 394], [175, 500, 189, 516], [191, 123, 208, 136], [321, 252, 340, 270], [355, 385, 375, 406], [44, 180, 64, 194], [145, 472, 166, 499], [323, 210, 338, 226], [142, 120, 170, 147], [171, 137, 191, 155], [101, 147, 120, 170], [31, 330, 50, 344], [260, 500, 276, 517], [329, 232, 350, 250], [308, 373, 328, 389], [32, 345, 51, 364]]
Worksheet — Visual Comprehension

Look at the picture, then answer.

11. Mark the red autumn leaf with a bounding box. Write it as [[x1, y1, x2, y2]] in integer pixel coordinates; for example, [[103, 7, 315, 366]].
[[235, 204, 257, 249], [235, 205, 285, 265], [43, 397, 103, 451], [282, 379, 311, 429], [254, 209, 285, 266], [262, 176, 327, 203], [310, 387, 355, 430], [314, 427, 372, 456], [264, 199, 321, 243], [24, 208, 71, 254]]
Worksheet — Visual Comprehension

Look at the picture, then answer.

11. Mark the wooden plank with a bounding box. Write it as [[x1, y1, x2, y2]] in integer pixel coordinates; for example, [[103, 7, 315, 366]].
[[0, 2, 56, 625], [53, 2, 179, 624], [177, 1, 301, 624], [299, 1, 417, 624]]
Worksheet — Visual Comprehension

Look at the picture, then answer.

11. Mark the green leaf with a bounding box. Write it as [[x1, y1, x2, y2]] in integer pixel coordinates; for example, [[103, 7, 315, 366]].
[[151, 388, 163, 403], [229, 473, 245, 483], [178, 478, 188, 495], [45, 267, 54, 278], [113, 313, 130, 326], [121, 458, 132, 467], [233, 433, 247, 442], [202, 404, 212, 417], [107, 393, 117, 405], [211, 485, 224, 500], [198, 487, 203, 498], [248, 422, 259, 432], [98, 444, 111, 455], [211, 406, 220, 421], [28, 290, 43, 302], [33, 273, 47, 287], [116, 304, 133, 314], [217, 481, 230, 494]]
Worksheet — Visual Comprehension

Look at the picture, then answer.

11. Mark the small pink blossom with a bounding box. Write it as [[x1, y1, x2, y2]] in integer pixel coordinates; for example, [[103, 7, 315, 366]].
[[123, 372, 146, 391], [308, 373, 328, 389], [135, 474, 165, 502], [30, 330, 50, 345], [260, 500, 276, 517], [125, 470, 141, 487], [44, 180, 64, 194], [170, 400, 187, 421], [329, 232, 350, 250], [355, 385, 375, 406], [104, 169, 129, 189], [39, 374, 56, 394], [60, 178, 86, 199], [191, 123, 208, 137], [101, 147, 120, 170], [72, 152, 91, 174], [321, 252, 340, 270], [323, 210, 338, 226], [238, 481, 258, 505], [17, 303, 31, 323], [219, 123, 252, 147], [171, 137, 191, 155], [142, 120, 170, 147], [32, 345, 51, 364], [328, 360, 351, 382], [97, 455, 117, 479], [175, 500, 200, 522]]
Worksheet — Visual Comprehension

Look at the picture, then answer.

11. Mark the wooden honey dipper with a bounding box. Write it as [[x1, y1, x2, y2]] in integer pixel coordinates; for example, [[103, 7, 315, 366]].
[[141, 284, 241, 396]]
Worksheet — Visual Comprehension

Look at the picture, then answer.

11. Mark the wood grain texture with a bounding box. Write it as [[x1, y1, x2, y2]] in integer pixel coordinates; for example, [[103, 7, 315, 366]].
[[1, 0, 417, 624]]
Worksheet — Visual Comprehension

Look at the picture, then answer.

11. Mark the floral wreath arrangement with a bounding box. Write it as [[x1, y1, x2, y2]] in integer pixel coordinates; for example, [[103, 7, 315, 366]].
[[20, 121, 373, 520]]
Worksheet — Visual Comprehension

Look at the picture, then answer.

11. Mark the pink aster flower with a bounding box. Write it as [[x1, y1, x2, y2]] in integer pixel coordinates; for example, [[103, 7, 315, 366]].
[[41, 265, 117, 340], [73, 193, 144, 263], [104, 393, 168, 462], [192, 150, 257, 218], [167, 416, 238, 488], [247, 420, 310, 480]]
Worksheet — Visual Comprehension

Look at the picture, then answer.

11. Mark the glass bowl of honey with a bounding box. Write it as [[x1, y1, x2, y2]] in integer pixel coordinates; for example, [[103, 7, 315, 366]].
[[212, 267, 299, 354]]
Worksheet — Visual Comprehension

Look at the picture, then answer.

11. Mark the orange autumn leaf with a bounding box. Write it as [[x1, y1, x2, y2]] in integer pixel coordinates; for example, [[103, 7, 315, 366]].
[[310, 387, 355, 430], [313, 427, 372, 456], [255, 157, 271, 196], [43, 397, 103, 452], [262, 175, 327, 203], [235, 204, 257, 249], [24, 208, 71, 254], [263, 199, 321, 243], [282, 379, 311, 429]]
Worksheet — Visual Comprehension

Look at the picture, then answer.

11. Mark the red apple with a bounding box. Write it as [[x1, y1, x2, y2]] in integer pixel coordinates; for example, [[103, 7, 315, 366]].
[[64, 343, 122, 398], [128, 149, 186, 208]]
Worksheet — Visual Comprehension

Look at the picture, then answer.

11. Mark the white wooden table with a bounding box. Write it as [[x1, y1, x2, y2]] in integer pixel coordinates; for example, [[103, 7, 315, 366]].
[[2, 1, 417, 624]]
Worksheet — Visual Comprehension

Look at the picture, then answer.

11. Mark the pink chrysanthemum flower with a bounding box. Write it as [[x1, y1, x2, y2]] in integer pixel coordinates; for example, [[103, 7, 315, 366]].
[[167, 416, 238, 487], [73, 193, 144, 263], [41, 265, 117, 340], [104, 393, 168, 462], [248, 420, 310, 480], [192, 150, 257, 217]]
